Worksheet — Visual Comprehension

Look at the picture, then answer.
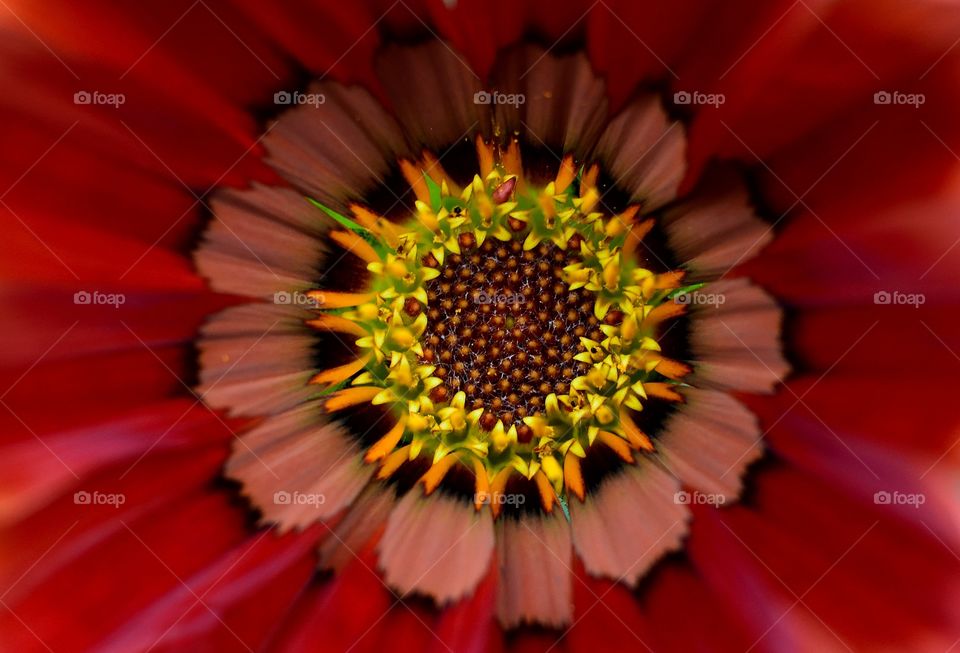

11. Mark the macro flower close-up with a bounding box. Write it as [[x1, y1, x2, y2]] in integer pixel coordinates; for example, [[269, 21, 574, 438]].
[[3, 1, 960, 651]]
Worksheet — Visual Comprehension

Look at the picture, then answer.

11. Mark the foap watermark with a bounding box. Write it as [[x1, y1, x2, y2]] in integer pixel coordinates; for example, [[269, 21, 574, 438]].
[[873, 90, 925, 108], [73, 90, 125, 108], [473, 90, 525, 108], [475, 491, 526, 507], [674, 291, 725, 308], [674, 90, 725, 108], [273, 490, 326, 507], [274, 90, 326, 107], [873, 290, 925, 308], [874, 490, 925, 508], [674, 490, 727, 506], [74, 290, 125, 308], [274, 290, 323, 308], [74, 490, 126, 508], [473, 290, 523, 306]]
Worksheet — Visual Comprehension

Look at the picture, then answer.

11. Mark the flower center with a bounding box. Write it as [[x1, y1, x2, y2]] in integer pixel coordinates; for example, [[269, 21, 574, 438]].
[[420, 237, 598, 437], [309, 137, 694, 512]]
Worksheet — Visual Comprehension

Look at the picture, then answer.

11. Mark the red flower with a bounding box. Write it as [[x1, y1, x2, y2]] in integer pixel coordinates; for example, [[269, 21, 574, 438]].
[[2, 1, 960, 652]]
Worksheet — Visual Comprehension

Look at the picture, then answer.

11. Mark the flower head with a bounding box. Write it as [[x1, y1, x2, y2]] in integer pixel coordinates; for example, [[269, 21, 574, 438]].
[[4, 2, 960, 651], [194, 40, 794, 626]]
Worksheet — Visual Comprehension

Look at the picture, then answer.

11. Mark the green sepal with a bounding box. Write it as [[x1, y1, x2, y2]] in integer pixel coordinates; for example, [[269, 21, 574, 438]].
[[307, 197, 391, 258]]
